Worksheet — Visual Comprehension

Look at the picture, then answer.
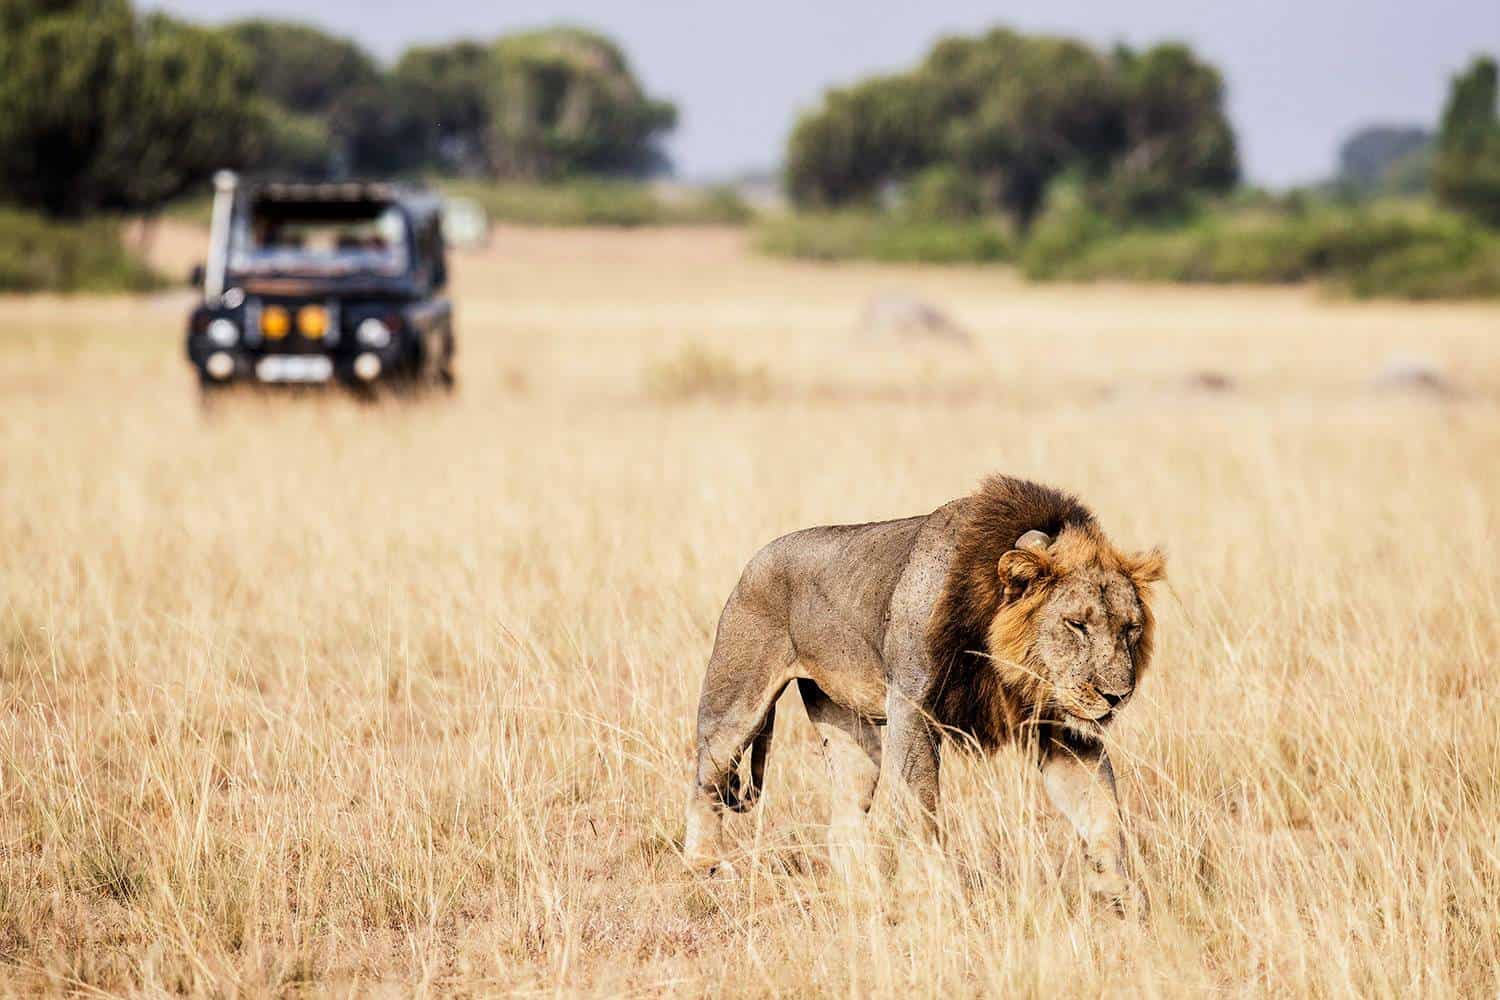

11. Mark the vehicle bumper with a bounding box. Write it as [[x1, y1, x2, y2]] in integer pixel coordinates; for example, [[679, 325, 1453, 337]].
[[190, 346, 402, 388]]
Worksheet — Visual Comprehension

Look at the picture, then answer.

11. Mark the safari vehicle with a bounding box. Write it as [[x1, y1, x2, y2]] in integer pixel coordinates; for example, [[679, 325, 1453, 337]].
[[186, 172, 454, 396]]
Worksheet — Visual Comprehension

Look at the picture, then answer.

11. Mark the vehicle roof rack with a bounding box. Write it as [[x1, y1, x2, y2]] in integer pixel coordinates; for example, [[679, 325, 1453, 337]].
[[251, 181, 402, 203]]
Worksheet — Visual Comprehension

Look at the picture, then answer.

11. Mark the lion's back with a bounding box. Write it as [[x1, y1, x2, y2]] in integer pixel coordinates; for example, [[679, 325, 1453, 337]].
[[746, 514, 928, 612]]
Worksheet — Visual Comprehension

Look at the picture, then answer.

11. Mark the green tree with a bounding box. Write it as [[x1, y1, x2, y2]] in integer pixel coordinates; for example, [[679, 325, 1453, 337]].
[[245, 101, 333, 178], [487, 28, 677, 179], [0, 5, 680, 199], [784, 27, 1239, 226], [1434, 56, 1500, 226], [0, 0, 262, 215], [326, 78, 430, 176], [391, 41, 497, 175], [1338, 125, 1432, 191], [785, 74, 941, 207], [346, 28, 679, 180], [939, 32, 1129, 224], [220, 19, 390, 177], [1104, 43, 1238, 219], [221, 19, 379, 115]]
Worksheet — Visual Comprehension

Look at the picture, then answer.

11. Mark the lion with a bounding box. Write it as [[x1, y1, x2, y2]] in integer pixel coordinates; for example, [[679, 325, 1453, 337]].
[[683, 474, 1165, 909]]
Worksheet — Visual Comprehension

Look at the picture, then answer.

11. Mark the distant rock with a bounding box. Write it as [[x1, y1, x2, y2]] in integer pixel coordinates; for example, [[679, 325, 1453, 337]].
[[1184, 370, 1235, 393], [854, 293, 974, 350], [1371, 356, 1459, 397]]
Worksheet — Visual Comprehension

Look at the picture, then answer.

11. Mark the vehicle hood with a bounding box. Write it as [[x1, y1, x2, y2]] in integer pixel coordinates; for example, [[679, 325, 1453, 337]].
[[229, 273, 418, 299]]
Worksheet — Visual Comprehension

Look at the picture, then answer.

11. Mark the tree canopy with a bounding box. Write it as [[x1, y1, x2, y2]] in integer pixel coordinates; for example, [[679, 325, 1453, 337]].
[[232, 22, 677, 182], [785, 28, 1239, 225], [392, 41, 496, 175], [1434, 56, 1500, 226], [398, 28, 678, 180], [1337, 125, 1432, 194], [221, 19, 380, 116], [0, 4, 679, 216], [0, 0, 262, 215]]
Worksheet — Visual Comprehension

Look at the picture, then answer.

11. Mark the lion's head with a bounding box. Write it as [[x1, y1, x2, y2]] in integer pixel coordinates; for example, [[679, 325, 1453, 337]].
[[926, 475, 1166, 748], [989, 524, 1165, 736]]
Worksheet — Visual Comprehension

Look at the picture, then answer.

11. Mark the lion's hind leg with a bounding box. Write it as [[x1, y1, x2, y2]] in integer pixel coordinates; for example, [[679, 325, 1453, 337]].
[[798, 679, 882, 878], [725, 702, 775, 813], [684, 627, 794, 876]]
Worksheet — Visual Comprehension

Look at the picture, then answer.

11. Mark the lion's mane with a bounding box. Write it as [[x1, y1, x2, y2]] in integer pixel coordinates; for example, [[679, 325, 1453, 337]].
[[925, 475, 1161, 749]]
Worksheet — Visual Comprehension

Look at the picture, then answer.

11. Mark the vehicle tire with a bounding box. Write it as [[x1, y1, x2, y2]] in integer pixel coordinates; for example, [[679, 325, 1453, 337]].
[[348, 380, 382, 404], [198, 380, 230, 416]]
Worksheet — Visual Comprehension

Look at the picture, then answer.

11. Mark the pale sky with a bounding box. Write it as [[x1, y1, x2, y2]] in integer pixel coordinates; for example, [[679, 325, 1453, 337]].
[[146, 0, 1500, 186]]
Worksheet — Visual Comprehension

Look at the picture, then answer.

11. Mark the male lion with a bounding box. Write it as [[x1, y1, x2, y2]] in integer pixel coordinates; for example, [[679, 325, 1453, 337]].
[[684, 475, 1164, 909]]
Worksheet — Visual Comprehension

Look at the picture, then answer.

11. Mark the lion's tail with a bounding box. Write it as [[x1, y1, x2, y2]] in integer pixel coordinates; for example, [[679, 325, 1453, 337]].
[[722, 703, 776, 813]]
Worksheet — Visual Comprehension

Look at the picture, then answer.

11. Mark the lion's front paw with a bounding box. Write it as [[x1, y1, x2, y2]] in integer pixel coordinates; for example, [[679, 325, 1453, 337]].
[[1087, 869, 1146, 921], [685, 854, 740, 881], [705, 858, 740, 880]]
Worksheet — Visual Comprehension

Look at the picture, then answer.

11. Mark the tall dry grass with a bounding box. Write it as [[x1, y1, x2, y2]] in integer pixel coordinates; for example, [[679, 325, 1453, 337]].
[[1, 225, 1498, 995]]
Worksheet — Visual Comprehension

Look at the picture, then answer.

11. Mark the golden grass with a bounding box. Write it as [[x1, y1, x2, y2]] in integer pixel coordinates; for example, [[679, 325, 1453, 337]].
[[1, 224, 1498, 995]]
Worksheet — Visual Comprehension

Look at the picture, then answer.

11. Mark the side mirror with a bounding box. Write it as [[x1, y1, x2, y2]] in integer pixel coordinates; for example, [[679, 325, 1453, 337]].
[[189, 263, 205, 289]]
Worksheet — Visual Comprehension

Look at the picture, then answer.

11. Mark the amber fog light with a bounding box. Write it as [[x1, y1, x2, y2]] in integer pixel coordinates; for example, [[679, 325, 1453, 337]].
[[261, 305, 290, 339], [298, 305, 328, 339]]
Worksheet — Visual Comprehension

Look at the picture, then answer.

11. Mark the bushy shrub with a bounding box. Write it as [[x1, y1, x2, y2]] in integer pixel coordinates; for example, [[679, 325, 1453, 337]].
[[1022, 200, 1500, 298], [680, 186, 755, 226], [1018, 180, 1115, 278], [0, 210, 161, 293], [441, 180, 752, 228], [756, 213, 1012, 264], [642, 344, 770, 402], [905, 166, 986, 222], [1346, 236, 1500, 299]]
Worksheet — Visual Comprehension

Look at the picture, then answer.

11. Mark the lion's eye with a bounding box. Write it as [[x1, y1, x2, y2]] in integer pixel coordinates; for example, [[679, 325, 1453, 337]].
[[1065, 618, 1088, 635]]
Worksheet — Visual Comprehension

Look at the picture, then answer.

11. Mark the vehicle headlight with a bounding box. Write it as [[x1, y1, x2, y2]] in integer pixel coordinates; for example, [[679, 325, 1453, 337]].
[[357, 317, 392, 349], [206, 317, 239, 347]]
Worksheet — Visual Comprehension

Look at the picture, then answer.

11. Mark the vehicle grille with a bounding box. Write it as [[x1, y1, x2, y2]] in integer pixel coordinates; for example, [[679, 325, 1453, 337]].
[[245, 298, 341, 354]]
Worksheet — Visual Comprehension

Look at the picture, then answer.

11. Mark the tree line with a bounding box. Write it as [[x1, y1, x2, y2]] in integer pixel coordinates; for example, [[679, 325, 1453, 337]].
[[784, 29, 1239, 226], [1433, 57, 1500, 226], [0, 0, 676, 216], [0, 1, 1496, 232], [785, 28, 1500, 231]]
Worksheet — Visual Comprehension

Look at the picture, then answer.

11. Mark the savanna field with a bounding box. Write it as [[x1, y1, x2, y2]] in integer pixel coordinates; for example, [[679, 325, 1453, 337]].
[[1, 224, 1498, 995]]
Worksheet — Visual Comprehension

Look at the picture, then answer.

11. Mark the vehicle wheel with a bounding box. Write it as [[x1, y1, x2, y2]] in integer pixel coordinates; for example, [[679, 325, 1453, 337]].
[[348, 380, 383, 404], [198, 380, 230, 416]]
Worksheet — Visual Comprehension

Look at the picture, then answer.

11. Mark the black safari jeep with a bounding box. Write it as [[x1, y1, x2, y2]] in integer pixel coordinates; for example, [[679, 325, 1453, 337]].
[[186, 172, 454, 395]]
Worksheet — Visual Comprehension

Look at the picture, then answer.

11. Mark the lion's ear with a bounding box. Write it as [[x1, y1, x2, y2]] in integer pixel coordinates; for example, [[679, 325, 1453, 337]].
[[1125, 548, 1166, 586], [997, 549, 1051, 603]]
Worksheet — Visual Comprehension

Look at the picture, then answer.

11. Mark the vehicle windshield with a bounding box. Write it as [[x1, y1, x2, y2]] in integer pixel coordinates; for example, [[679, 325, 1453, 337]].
[[229, 200, 410, 277]]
